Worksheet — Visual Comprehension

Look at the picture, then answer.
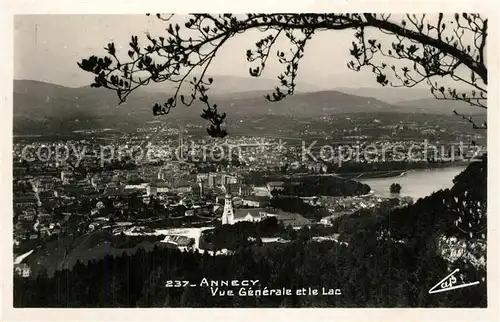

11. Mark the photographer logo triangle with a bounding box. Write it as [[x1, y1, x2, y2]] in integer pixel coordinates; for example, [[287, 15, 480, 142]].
[[429, 268, 480, 294]]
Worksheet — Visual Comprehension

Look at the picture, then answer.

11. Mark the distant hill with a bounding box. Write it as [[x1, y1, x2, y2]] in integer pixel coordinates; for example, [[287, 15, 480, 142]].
[[337, 87, 434, 104], [336, 86, 486, 116], [396, 98, 487, 115], [217, 90, 401, 117], [139, 75, 322, 95], [14, 80, 190, 133], [14, 79, 478, 134]]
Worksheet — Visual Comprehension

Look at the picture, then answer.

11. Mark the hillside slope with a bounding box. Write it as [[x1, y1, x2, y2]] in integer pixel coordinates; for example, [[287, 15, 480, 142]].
[[14, 79, 481, 134]]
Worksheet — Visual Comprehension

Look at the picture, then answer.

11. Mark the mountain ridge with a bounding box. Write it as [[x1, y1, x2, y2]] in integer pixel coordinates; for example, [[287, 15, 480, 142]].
[[13, 79, 486, 134]]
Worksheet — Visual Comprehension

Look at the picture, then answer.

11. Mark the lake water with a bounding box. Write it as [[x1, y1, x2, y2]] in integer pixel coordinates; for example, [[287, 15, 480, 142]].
[[359, 166, 467, 200]]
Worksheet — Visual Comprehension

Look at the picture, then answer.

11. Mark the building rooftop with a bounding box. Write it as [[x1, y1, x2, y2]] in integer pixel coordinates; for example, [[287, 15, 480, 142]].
[[234, 208, 270, 220]]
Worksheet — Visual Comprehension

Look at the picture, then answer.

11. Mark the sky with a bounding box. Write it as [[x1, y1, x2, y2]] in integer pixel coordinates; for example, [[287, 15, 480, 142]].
[[14, 14, 478, 89], [13, 14, 390, 88]]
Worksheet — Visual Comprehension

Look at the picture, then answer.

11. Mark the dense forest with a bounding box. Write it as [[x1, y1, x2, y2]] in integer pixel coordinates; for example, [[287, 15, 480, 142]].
[[14, 157, 487, 307]]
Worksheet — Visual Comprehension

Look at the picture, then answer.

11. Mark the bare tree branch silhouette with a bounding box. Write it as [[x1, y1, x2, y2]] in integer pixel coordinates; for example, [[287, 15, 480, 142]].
[[78, 13, 487, 137]]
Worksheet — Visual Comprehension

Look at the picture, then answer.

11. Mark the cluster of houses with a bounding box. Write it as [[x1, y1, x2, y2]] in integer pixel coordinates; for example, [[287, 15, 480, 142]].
[[14, 153, 387, 279], [13, 249, 34, 278], [14, 207, 65, 247], [231, 208, 311, 227]]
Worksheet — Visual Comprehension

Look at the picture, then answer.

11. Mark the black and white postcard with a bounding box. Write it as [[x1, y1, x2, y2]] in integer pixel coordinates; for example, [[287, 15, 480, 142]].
[[1, 1, 498, 321]]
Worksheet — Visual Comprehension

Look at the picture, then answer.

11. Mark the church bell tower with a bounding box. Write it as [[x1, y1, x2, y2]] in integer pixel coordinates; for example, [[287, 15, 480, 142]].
[[221, 186, 234, 225]]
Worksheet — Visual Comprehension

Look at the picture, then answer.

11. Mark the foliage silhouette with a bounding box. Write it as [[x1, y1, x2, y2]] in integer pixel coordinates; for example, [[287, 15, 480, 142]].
[[390, 183, 402, 194], [79, 13, 488, 137]]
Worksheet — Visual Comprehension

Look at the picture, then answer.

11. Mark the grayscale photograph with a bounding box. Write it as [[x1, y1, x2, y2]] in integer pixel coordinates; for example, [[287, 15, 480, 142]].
[[12, 13, 487, 308]]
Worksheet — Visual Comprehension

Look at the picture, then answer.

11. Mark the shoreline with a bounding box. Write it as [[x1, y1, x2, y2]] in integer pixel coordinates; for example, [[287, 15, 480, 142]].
[[338, 162, 469, 180], [354, 165, 467, 200]]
